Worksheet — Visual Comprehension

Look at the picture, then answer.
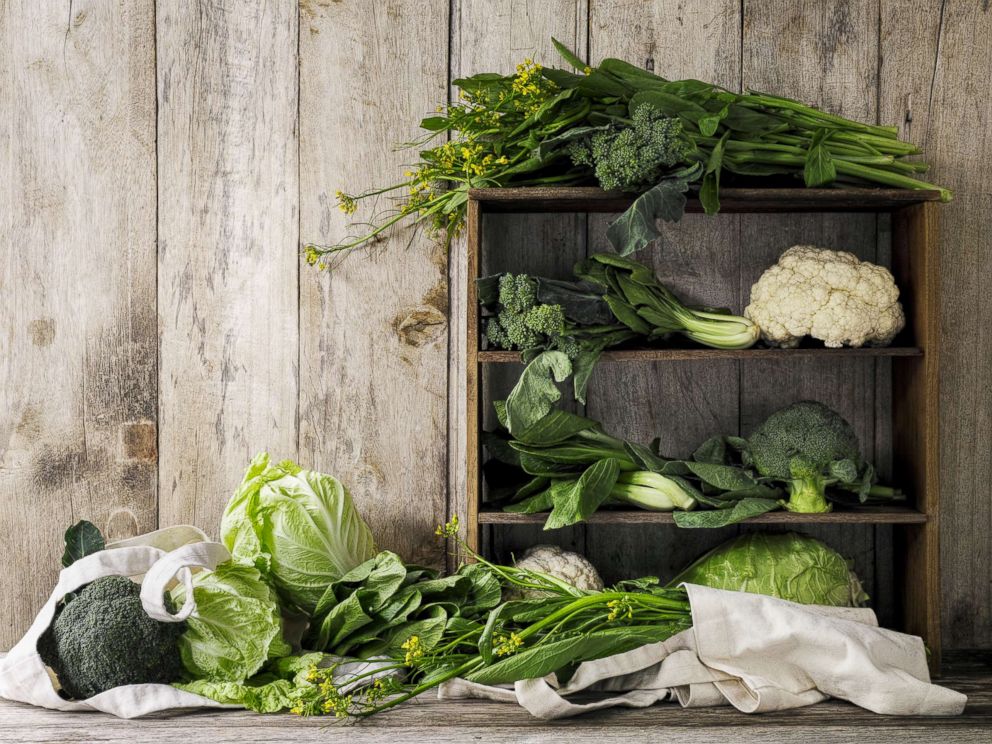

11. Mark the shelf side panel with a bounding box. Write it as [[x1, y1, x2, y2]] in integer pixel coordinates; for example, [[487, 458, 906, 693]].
[[892, 201, 941, 669]]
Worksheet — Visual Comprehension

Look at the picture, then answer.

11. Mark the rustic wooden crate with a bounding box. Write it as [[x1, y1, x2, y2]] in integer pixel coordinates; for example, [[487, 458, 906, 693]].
[[464, 187, 941, 668]]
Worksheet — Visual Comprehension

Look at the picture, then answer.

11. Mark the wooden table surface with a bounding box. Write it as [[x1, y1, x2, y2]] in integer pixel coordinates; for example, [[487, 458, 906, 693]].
[[1, 653, 989, 744]]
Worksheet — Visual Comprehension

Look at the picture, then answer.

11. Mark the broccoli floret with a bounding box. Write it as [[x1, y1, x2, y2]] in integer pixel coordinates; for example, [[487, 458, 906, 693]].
[[567, 103, 692, 192], [486, 274, 574, 353], [744, 401, 864, 514], [45, 575, 186, 698]]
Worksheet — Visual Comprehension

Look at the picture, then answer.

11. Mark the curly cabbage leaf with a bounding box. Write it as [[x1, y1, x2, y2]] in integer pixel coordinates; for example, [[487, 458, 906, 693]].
[[669, 532, 868, 606], [220, 453, 377, 615], [172, 561, 291, 683]]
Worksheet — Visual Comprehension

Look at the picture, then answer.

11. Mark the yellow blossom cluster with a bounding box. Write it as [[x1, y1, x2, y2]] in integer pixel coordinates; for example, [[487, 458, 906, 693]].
[[607, 596, 634, 622], [401, 634, 425, 665], [493, 632, 524, 657]]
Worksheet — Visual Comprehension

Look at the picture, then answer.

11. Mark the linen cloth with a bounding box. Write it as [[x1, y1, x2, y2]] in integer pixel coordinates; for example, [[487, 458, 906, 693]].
[[439, 584, 967, 718]]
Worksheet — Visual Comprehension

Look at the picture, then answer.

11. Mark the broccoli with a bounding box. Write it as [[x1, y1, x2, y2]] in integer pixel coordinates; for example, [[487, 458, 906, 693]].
[[567, 103, 693, 192], [744, 401, 868, 514], [485, 274, 575, 355], [42, 575, 186, 698]]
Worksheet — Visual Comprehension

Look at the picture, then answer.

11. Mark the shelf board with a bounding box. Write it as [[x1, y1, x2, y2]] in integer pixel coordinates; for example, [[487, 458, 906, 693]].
[[468, 186, 944, 213], [478, 506, 927, 525], [478, 346, 923, 363]]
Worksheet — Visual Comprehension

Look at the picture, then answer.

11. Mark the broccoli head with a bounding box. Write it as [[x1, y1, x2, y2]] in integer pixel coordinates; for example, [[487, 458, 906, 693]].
[[744, 401, 865, 514], [567, 103, 692, 192], [485, 273, 575, 354], [44, 575, 186, 698]]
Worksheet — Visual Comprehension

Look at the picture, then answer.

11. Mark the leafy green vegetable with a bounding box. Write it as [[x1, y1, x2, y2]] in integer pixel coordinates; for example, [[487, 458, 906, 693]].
[[673, 498, 779, 528], [171, 562, 291, 683], [220, 453, 377, 615], [486, 253, 757, 427], [61, 520, 104, 568], [308, 39, 949, 262], [669, 532, 868, 606], [175, 653, 327, 713]]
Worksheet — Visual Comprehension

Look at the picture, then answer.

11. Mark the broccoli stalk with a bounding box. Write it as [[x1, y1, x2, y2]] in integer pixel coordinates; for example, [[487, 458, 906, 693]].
[[784, 457, 835, 513]]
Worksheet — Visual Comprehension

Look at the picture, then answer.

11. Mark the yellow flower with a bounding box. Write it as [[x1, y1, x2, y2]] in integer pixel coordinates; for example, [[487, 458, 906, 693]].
[[494, 632, 524, 657], [335, 190, 357, 215], [607, 596, 634, 622], [583, 65, 592, 76], [401, 635, 425, 665], [435, 515, 460, 538]]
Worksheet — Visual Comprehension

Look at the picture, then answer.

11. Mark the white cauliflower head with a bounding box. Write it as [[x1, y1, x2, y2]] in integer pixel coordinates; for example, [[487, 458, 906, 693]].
[[745, 245, 905, 348], [507, 545, 604, 599]]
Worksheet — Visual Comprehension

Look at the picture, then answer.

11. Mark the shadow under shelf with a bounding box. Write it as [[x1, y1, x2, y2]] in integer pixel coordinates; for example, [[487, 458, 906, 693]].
[[477, 505, 927, 525]]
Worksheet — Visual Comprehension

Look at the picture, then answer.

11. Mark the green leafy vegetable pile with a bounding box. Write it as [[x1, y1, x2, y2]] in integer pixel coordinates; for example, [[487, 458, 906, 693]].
[[480, 252, 757, 414], [485, 400, 901, 529], [307, 38, 949, 264]]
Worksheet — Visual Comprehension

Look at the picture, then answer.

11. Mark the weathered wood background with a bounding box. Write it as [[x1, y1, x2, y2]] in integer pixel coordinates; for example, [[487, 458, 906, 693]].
[[0, 0, 989, 651]]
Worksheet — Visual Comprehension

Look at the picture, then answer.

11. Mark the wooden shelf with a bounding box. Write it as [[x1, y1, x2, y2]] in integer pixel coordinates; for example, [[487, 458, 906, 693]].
[[465, 188, 942, 668], [468, 186, 944, 213], [479, 506, 927, 526], [478, 346, 923, 363]]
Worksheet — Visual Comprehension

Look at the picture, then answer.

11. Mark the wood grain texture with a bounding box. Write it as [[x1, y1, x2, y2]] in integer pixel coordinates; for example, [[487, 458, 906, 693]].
[[0, 652, 988, 742], [452, 0, 591, 567], [156, 0, 299, 534], [880, 0, 992, 649], [582, 0, 743, 584], [0, 0, 158, 649], [479, 347, 923, 362], [299, 1, 449, 568], [470, 186, 944, 212], [740, 0, 890, 624], [479, 506, 928, 524]]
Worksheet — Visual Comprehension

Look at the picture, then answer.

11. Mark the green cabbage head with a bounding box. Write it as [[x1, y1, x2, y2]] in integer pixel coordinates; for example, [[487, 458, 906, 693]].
[[220, 453, 377, 615], [172, 561, 291, 683], [670, 532, 868, 606]]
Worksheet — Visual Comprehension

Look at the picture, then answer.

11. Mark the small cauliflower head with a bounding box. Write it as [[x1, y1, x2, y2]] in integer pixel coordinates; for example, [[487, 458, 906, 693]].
[[745, 245, 905, 348], [508, 545, 604, 599]]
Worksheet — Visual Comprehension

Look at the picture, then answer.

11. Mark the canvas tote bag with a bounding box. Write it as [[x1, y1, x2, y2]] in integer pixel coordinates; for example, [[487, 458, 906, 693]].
[[0, 526, 235, 717]]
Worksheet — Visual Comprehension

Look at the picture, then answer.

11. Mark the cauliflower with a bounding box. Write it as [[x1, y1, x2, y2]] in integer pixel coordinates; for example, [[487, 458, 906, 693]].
[[745, 245, 905, 348], [508, 545, 604, 599]]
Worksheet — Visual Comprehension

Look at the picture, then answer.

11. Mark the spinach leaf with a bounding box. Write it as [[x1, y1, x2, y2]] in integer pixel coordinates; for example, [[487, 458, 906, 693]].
[[804, 128, 837, 187]]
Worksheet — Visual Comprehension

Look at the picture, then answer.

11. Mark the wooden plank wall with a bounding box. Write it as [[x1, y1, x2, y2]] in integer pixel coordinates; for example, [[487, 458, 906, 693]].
[[0, 0, 989, 650]]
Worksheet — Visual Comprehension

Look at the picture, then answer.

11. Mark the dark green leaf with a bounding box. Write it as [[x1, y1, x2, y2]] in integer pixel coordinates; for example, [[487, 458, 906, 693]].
[[505, 351, 573, 435], [552, 37, 586, 70], [467, 626, 675, 685], [571, 346, 604, 405], [515, 409, 599, 446], [503, 486, 555, 514], [62, 520, 105, 568], [419, 116, 450, 132], [693, 436, 728, 465], [684, 461, 757, 491], [605, 163, 703, 256], [545, 458, 621, 530], [699, 131, 729, 215], [673, 498, 780, 528]]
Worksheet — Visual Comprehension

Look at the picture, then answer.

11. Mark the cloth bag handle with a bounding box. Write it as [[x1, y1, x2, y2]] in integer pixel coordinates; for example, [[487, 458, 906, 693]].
[[139, 541, 230, 621]]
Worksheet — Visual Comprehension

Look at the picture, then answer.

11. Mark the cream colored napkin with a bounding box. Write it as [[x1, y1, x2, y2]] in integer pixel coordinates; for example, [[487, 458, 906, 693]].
[[438, 584, 967, 719]]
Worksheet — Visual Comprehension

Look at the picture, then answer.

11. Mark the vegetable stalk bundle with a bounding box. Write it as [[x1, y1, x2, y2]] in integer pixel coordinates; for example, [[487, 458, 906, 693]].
[[308, 39, 949, 263]]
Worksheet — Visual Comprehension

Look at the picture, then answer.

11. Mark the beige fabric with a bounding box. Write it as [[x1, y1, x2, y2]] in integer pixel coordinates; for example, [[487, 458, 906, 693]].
[[439, 584, 967, 719], [0, 527, 235, 717]]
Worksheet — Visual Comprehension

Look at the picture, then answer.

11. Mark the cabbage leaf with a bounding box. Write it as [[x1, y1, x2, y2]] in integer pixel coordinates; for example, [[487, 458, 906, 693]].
[[220, 453, 377, 615]]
